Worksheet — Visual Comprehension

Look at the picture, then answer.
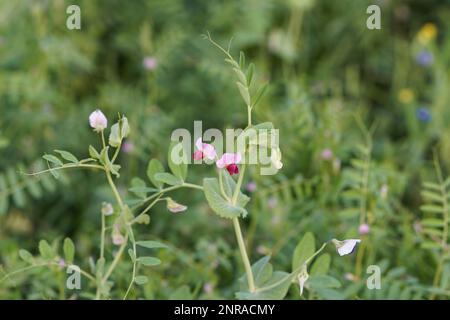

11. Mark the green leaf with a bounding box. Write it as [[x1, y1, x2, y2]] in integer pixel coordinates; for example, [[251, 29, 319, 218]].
[[310, 254, 331, 276], [203, 178, 249, 219], [128, 249, 136, 262], [136, 241, 168, 249], [239, 51, 245, 69], [240, 256, 273, 291], [168, 142, 188, 181], [252, 82, 268, 108], [89, 145, 100, 159], [236, 271, 292, 300], [422, 191, 443, 203], [147, 159, 165, 189], [63, 238, 75, 264], [100, 147, 120, 177], [134, 276, 148, 285], [420, 205, 444, 214], [246, 63, 255, 85], [292, 232, 316, 271], [19, 249, 34, 264], [43, 154, 63, 167], [138, 256, 161, 266], [422, 218, 444, 227], [236, 82, 251, 106], [130, 178, 147, 199], [38, 240, 54, 260], [154, 172, 182, 186], [308, 275, 341, 289], [233, 68, 247, 86], [54, 150, 78, 163]]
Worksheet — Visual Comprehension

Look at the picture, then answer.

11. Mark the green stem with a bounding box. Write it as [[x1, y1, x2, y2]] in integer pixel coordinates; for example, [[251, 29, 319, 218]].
[[131, 183, 203, 211], [123, 228, 137, 300], [102, 234, 129, 283], [100, 213, 106, 262], [105, 170, 124, 208], [232, 217, 255, 292], [27, 164, 105, 177]]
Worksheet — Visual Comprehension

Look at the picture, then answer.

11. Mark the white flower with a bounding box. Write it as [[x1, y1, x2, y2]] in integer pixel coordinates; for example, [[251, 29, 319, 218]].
[[297, 264, 309, 296], [89, 109, 108, 132], [101, 202, 114, 216], [332, 239, 361, 256]]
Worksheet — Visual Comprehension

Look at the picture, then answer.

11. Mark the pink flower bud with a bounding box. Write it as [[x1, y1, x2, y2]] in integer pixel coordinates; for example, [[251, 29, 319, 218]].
[[245, 181, 257, 192], [358, 223, 370, 235], [89, 110, 107, 132], [321, 148, 333, 160], [143, 56, 158, 71]]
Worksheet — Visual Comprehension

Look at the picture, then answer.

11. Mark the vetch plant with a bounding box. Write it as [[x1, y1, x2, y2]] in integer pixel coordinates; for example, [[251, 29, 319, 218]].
[[1, 36, 362, 300]]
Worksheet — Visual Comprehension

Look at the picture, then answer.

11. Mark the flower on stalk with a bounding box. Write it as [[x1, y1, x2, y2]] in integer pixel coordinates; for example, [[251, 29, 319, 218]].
[[89, 109, 108, 132], [331, 239, 361, 256], [112, 225, 125, 246], [101, 202, 114, 216], [216, 152, 242, 175], [166, 198, 187, 213], [297, 264, 309, 296], [193, 138, 217, 161]]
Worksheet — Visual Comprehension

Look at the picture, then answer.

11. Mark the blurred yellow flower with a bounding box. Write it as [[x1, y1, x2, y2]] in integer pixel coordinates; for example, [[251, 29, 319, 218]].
[[398, 88, 414, 104], [417, 23, 437, 45]]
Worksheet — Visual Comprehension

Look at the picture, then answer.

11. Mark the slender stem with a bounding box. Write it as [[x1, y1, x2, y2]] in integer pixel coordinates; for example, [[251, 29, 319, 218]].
[[100, 213, 106, 261], [102, 234, 129, 283], [232, 217, 255, 292], [111, 143, 122, 163], [0, 262, 96, 284], [105, 170, 124, 208], [131, 183, 203, 211], [123, 228, 137, 300], [101, 130, 106, 149], [26, 164, 105, 177]]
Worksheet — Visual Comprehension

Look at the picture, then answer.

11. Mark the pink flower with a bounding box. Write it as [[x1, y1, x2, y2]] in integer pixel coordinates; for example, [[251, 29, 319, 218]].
[[112, 225, 125, 246], [358, 223, 370, 235], [121, 141, 135, 154], [216, 152, 242, 175], [143, 56, 158, 71], [245, 181, 257, 192], [193, 138, 217, 161], [89, 110, 107, 132], [321, 148, 333, 160]]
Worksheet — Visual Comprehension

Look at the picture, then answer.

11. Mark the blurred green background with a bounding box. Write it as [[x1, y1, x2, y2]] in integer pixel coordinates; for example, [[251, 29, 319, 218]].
[[1, 0, 450, 299]]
